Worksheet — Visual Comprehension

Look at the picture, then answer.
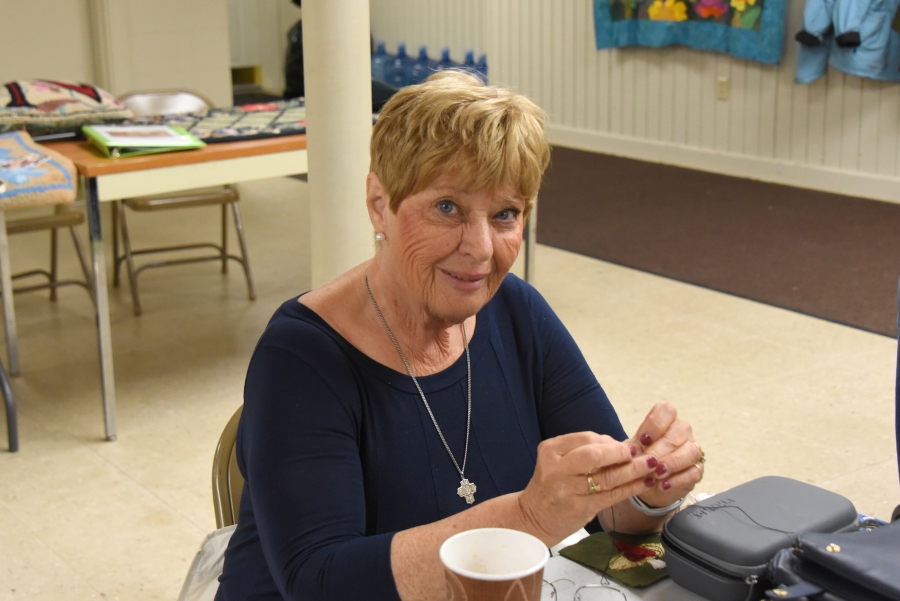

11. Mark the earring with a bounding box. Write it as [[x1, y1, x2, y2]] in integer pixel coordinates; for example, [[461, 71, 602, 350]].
[[374, 232, 384, 242]]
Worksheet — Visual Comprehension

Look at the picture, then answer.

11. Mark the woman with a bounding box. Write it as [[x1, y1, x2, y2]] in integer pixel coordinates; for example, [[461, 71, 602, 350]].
[[216, 71, 704, 601]]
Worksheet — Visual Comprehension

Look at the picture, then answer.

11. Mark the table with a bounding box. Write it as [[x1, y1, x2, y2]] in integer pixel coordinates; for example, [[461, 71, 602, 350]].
[[544, 555, 705, 600], [45, 135, 309, 441]]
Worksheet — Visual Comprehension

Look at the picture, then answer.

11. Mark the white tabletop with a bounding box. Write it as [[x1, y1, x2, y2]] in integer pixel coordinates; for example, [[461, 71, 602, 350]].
[[544, 556, 706, 601]]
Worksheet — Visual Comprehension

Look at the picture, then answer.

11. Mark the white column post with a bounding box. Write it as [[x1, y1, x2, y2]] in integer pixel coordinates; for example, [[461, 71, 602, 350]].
[[303, 0, 374, 287]]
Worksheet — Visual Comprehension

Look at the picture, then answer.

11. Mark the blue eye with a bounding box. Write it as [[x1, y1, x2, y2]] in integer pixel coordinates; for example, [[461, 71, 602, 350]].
[[438, 200, 455, 214], [496, 209, 519, 221]]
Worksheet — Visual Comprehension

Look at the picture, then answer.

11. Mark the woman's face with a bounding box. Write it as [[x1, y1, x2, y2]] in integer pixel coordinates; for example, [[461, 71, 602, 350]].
[[369, 173, 526, 324]]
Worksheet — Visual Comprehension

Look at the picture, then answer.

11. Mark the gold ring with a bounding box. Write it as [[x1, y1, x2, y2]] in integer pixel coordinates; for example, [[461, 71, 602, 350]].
[[695, 442, 706, 463], [587, 474, 601, 494], [694, 462, 704, 482]]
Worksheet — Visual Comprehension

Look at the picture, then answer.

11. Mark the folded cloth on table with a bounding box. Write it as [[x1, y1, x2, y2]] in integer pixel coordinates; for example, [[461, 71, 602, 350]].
[[0, 131, 77, 209], [558, 531, 669, 588]]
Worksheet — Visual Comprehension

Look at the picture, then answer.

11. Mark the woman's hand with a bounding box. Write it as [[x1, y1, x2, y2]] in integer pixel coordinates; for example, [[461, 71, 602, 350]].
[[628, 402, 704, 509], [516, 431, 662, 545]]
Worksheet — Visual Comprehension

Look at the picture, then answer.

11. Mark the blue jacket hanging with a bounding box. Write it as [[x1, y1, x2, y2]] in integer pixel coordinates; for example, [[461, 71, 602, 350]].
[[796, 0, 900, 83]]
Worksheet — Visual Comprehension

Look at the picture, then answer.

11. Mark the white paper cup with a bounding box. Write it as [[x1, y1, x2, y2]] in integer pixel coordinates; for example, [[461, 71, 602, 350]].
[[439, 528, 549, 601]]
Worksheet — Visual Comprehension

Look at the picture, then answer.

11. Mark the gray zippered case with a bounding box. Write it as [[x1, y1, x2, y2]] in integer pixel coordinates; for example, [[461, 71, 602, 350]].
[[661, 476, 859, 601]]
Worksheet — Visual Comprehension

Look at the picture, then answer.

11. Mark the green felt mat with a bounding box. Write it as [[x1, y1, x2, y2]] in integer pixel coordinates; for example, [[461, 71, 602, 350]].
[[558, 532, 669, 589]]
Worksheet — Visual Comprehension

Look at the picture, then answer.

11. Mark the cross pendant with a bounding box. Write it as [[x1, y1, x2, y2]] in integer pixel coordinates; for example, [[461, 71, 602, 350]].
[[457, 478, 477, 504]]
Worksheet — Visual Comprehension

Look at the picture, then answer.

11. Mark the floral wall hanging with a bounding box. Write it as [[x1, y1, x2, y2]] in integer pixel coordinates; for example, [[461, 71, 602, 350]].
[[594, 0, 787, 64]]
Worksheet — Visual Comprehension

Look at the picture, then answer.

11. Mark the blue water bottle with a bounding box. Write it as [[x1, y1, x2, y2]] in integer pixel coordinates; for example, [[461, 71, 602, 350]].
[[406, 46, 433, 85], [476, 54, 488, 83], [386, 42, 412, 88], [464, 50, 476, 71], [435, 47, 456, 72], [371, 41, 390, 82]]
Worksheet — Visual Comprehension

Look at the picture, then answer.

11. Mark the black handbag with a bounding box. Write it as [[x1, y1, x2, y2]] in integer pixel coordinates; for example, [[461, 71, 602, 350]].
[[766, 522, 900, 601], [660, 476, 859, 601]]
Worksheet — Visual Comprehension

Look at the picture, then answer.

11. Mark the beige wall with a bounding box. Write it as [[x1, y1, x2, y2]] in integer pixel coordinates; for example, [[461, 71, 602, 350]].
[[0, 0, 95, 84], [1, 0, 232, 107], [371, 0, 900, 204], [228, 0, 302, 95], [93, 0, 232, 107]]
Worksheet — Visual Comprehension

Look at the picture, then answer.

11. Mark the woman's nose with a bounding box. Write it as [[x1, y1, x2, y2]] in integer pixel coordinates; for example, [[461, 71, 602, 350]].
[[459, 218, 493, 261]]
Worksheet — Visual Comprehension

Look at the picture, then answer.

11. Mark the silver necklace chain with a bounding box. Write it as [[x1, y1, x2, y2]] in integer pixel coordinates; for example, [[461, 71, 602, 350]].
[[364, 272, 477, 504]]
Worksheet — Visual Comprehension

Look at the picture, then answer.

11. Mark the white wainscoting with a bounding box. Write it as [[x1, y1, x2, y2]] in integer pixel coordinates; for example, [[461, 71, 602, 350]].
[[370, 0, 900, 203]]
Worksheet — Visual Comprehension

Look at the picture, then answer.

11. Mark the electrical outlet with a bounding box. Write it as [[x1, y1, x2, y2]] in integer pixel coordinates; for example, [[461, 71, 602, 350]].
[[716, 76, 730, 101]]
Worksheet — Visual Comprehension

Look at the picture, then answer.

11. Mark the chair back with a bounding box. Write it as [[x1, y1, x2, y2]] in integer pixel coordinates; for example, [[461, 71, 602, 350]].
[[119, 90, 214, 117], [212, 406, 244, 529]]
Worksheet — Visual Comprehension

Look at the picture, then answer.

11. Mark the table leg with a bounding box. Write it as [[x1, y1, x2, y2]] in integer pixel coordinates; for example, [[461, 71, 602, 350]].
[[524, 198, 538, 283], [86, 177, 117, 441], [0, 211, 18, 452], [1, 359, 17, 452], [0, 212, 20, 376]]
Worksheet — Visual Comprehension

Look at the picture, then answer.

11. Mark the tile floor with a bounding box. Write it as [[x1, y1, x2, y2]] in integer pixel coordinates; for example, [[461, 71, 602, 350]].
[[0, 177, 897, 600]]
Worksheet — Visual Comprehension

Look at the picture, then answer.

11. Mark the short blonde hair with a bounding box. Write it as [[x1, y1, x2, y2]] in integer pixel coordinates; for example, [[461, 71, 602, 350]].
[[370, 70, 550, 214]]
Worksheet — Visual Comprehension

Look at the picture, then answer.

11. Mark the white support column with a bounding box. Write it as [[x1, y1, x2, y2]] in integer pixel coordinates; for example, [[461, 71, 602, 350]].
[[303, 0, 374, 287]]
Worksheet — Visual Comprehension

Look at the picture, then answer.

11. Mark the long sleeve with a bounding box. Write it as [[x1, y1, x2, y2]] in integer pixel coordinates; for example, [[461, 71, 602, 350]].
[[834, 0, 874, 46], [833, 0, 892, 71], [505, 279, 627, 535], [796, 0, 834, 83], [236, 345, 401, 601], [514, 281, 627, 443], [217, 281, 632, 600], [802, 0, 836, 40]]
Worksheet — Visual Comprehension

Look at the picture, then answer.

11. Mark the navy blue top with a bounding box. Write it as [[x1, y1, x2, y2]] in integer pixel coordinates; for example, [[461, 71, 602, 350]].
[[216, 275, 626, 601]]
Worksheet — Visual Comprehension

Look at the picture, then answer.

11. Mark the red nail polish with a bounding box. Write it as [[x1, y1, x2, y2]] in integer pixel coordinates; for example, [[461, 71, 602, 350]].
[[662, 481, 671, 490], [640, 433, 653, 446], [644, 477, 655, 487], [646, 456, 658, 469], [630, 446, 638, 457], [655, 463, 667, 476]]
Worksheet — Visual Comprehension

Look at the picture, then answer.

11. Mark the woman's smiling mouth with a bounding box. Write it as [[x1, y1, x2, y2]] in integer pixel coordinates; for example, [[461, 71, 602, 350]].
[[440, 268, 489, 290]]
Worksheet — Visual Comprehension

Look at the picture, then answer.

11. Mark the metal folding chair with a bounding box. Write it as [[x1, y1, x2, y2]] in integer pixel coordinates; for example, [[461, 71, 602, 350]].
[[113, 90, 255, 315], [212, 405, 244, 528]]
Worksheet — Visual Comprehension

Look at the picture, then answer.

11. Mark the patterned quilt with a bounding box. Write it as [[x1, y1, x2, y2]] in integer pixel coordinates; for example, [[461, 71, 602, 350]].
[[0, 131, 76, 208], [124, 99, 306, 144], [595, 0, 786, 64]]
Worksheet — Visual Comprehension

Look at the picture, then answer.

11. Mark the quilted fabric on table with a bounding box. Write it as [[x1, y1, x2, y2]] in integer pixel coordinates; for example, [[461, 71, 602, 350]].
[[0, 79, 132, 136], [123, 99, 307, 144], [0, 131, 77, 209]]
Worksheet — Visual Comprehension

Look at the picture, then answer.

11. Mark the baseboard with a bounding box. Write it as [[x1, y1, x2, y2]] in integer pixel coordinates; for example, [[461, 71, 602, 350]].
[[547, 125, 900, 205]]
